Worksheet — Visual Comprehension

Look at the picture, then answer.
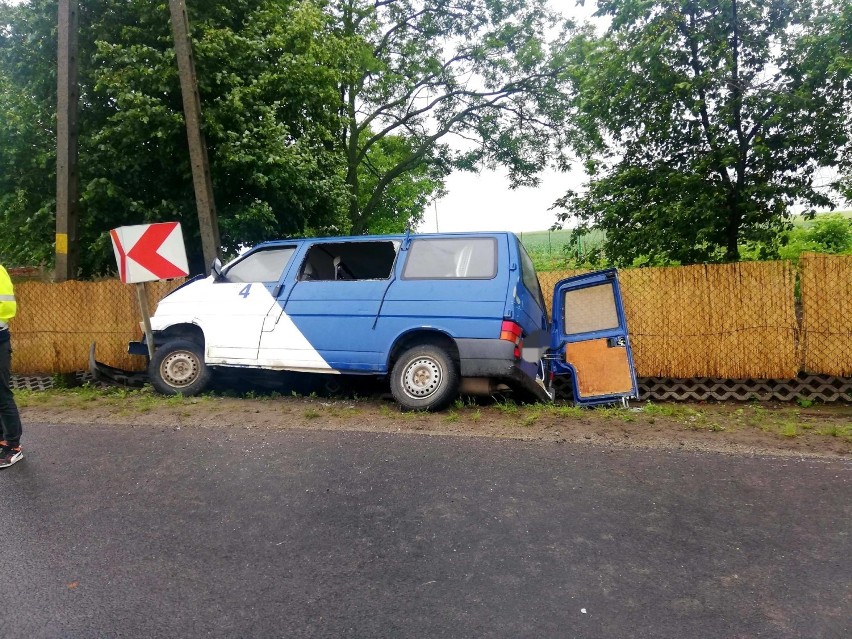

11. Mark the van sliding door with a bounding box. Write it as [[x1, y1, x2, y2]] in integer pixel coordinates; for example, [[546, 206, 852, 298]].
[[259, 240, 400, 371]]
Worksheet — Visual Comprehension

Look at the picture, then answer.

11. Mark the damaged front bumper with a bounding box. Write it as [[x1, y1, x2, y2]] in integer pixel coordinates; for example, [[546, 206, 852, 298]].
[[88, 342, 149, 387]]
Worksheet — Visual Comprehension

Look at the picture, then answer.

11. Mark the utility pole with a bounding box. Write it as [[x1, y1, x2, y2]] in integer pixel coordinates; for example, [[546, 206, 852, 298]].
[[56, 0, 79, 281], [168, 0, 220, 273]]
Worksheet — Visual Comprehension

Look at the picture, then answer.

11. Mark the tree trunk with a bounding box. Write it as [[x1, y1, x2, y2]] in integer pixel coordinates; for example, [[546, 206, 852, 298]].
[[724, 195, 742, 262]]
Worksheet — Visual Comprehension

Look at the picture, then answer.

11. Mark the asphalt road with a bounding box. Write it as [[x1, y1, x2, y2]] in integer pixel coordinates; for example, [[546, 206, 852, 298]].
[[1, 422, 849, 639]]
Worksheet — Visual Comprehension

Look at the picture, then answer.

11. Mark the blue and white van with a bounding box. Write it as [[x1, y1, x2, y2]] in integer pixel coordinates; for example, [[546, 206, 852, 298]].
[[131, 232, 637, 410]]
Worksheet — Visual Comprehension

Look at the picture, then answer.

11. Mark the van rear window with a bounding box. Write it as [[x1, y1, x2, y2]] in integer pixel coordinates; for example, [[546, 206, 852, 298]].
[[403, 238, 497, 279], [518, 241, 546, 312]]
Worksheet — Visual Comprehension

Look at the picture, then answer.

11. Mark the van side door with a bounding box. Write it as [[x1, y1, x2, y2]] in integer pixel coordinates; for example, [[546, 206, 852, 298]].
[[550, 269, 637, 406], [258, 240, 399, 371]]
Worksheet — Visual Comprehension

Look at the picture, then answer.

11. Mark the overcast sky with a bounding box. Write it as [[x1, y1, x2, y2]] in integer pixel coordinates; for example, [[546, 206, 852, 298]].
[[423, 1, 597, 234]]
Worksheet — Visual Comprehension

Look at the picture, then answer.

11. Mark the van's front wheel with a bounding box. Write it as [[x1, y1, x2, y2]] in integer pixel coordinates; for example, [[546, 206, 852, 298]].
[[149, 339, 210, 396], [390, 345, 459, 411]]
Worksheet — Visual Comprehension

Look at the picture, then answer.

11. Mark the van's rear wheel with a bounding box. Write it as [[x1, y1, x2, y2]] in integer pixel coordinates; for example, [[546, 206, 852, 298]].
[[390, 345, 459, 411], [149, 339, 210, 396]]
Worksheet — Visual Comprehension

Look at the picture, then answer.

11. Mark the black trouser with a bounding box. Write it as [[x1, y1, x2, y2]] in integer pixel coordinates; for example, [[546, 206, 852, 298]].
[[0, 335, 22, 448]]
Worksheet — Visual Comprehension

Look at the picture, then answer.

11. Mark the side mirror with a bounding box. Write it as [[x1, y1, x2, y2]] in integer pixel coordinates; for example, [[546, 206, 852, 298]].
[[211, 257, 223, 280]]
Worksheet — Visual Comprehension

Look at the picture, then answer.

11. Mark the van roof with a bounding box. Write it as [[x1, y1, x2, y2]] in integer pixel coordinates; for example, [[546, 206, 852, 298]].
[[253, 231, 519, 249]]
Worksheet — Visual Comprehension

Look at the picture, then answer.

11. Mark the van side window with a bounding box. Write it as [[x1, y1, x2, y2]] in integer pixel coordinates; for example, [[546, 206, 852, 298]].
[[224, 247, 296, 283], [402, 238, 497, 279], [518, 241, 546, 312], [298, 241, 398, 281]]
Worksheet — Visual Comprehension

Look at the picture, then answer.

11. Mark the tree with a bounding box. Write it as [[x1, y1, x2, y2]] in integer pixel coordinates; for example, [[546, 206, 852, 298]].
[[333, 0, 570, 234], [1, 0, 571, 276], [831, 1, 852, 203], [0, 0, 59, 268], [1, 0, 354, 275], [553, 0, 852, 266]]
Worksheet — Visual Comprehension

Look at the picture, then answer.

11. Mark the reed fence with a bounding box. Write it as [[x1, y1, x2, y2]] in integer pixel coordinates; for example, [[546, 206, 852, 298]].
[[11, 279, 185, 375], [799, 253, 852, 377], [539, 261, 800, 379], [6, 255, 852, 380]]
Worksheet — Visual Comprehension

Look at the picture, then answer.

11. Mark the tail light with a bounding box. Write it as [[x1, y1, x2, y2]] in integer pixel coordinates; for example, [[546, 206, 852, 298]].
[[500, 320, 523, 359]]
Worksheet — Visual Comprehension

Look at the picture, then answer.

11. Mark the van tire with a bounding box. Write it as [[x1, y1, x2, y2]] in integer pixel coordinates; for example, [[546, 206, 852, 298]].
[[390, 345, 459, 411], [149, 339, 211, 396]]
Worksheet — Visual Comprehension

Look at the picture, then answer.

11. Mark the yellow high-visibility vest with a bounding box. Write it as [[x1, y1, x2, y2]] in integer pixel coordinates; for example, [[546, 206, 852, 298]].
[[0, 264, 17, 329]]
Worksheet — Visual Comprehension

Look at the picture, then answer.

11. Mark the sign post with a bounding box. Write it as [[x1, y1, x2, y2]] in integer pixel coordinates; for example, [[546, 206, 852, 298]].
[[135, 284, 155, 359], [110, 222, 190, 359]]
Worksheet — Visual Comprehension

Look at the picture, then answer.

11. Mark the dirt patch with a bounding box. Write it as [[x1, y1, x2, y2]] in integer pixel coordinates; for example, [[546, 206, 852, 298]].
[[16, 388, 852, 459]]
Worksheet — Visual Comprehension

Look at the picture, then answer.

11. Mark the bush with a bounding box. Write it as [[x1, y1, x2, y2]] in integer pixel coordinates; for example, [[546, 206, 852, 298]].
[[809, 214, 852, 253]]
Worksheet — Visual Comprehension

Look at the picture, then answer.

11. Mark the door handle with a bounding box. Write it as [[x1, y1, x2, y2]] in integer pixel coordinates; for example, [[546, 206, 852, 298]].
[[608, 336, 626, 348]]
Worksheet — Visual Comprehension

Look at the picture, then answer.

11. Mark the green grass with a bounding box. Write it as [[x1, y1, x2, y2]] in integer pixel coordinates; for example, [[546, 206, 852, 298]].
[[523, 402, 585, 419], [596, 406, 635, 421], [12, 387, 852, 444], [494, 399, 520, 414], [818, 424, 852, 440], [521, 414, 538, 427]]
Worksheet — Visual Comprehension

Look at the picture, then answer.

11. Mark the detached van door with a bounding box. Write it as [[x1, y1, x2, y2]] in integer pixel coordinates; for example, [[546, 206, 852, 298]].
[[550, 269, 637, 406]]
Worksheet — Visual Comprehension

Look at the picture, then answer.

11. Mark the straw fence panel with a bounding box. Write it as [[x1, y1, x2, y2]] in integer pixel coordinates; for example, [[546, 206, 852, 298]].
[[799, 253, 852, 376], [11, 279, 185, 375], [539, 262, 799, 379], [7, 256, 846, 380]]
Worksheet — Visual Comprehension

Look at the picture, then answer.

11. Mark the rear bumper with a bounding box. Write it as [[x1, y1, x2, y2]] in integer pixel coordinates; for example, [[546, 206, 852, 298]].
[[455, 338, 552, 402]]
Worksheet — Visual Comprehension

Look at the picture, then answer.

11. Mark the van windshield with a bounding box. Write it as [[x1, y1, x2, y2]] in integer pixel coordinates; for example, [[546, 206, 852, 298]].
[[224, 247, 296, 283], [403, 237, 497, 279]]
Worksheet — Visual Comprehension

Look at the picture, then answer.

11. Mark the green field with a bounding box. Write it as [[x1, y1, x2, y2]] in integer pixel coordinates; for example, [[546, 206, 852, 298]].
[[517, 228, 606, 271], [519, 210, 852, 271], [790, 210, 851, 226]]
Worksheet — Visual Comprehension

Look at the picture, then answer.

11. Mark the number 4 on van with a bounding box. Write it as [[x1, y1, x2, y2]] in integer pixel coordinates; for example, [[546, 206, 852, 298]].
[[93, 232, 637, 410]]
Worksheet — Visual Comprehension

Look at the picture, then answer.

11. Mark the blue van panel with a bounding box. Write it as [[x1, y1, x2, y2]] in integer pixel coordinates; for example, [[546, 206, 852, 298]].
[[144, 231, 555, 404]]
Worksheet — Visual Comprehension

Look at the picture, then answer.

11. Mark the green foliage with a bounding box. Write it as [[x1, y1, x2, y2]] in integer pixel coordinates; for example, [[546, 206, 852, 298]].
[[554, 0, 852, 266], [0, 0, 570, 275], [1, 0, 353, 274], [771, 212, 852, 260], [336, 0, 571, 234], [808, 214, 852, 253], [353, 134, 446, 234]]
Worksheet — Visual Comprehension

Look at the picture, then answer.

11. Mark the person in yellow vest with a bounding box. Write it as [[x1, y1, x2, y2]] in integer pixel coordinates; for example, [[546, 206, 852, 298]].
[[0, 264, 23, 468]]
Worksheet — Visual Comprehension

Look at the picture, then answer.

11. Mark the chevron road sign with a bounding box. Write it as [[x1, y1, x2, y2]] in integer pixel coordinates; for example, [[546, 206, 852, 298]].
[[110, 222, 190, 284]]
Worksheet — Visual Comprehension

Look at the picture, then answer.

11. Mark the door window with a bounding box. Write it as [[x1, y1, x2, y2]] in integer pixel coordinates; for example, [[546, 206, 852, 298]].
[[298, 241, 398, 281], [224, 247, 296, 283], [518, 241, 545, 312], [562, 284, 619, 334]]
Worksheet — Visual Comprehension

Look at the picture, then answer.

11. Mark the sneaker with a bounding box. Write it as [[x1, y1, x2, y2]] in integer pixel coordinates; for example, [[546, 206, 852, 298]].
[[0, 445, 23, 468]]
